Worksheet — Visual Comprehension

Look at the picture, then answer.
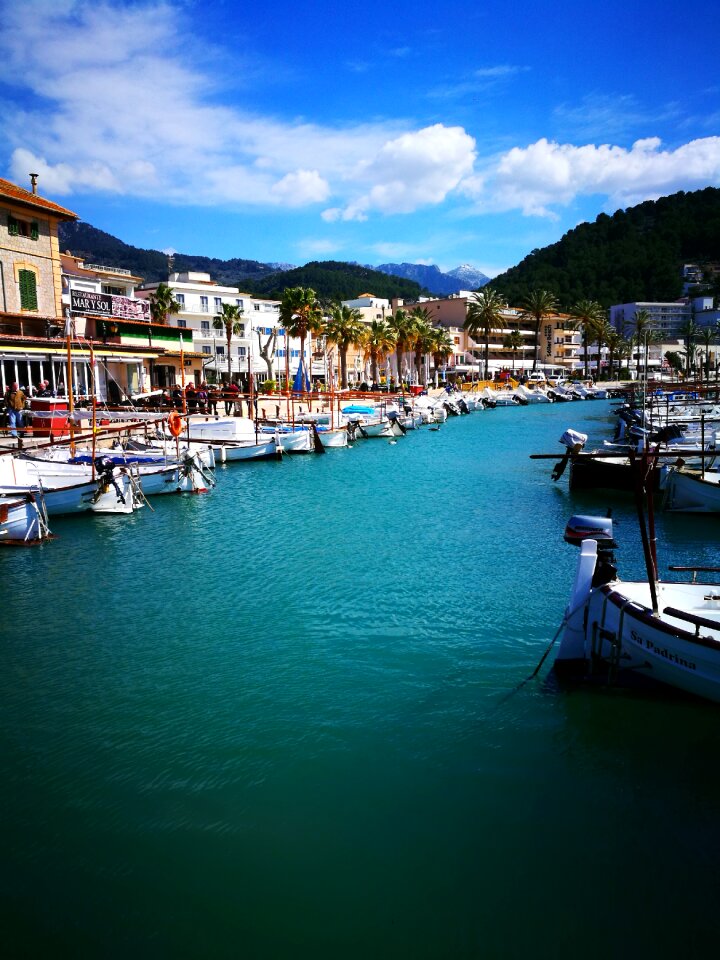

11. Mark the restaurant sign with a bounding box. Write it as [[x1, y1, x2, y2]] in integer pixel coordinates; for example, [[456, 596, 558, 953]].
[[71, 289, 150, 321]]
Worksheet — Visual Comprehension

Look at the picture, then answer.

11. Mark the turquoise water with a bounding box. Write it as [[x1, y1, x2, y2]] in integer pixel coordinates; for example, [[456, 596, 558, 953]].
[[2, 401, 720, 958]]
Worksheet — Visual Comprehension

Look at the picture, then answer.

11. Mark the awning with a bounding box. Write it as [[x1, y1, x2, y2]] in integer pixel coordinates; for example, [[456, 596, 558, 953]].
[[96, 355, 151, 363]]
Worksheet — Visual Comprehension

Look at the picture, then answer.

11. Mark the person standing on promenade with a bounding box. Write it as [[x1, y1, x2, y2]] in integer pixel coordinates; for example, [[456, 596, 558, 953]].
[[207, 383, 219, 416], [7, 382, 26, 437], [225, 381, 239, 415]]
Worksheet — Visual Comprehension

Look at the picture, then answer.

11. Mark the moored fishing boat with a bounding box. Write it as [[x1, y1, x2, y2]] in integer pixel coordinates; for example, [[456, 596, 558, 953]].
[[212, 436, 284, 462], [0, 491, 52, 544], [89, 461, 143, 514], [663, 466, 720, 512], [556, 513, 720, 703]]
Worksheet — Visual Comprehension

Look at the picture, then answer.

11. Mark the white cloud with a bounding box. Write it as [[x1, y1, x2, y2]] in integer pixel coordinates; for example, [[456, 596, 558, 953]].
[[463, 136, 720, 217], [270, 170, 331, 206], [2, 0, 719, 237], [0, 0, 404, 211], [326, 125, 477, 221]]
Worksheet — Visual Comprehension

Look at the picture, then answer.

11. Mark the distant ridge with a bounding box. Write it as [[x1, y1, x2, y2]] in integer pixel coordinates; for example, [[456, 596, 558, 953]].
[[57, 221, 284, 285], [240, 261, 426, 302], [373, 261, 490, 296]]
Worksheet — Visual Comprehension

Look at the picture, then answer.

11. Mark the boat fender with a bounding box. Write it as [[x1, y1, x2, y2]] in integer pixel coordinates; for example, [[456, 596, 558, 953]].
[[168, 411, 183, 437]]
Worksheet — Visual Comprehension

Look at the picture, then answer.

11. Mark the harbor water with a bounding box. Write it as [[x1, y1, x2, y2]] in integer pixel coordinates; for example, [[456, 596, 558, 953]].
[[2, 400, 720, 958]]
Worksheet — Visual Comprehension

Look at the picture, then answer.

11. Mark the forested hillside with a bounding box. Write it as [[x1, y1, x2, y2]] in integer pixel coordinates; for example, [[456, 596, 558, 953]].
[[488, 187, 720, 309], [240, 260, 426, 301]]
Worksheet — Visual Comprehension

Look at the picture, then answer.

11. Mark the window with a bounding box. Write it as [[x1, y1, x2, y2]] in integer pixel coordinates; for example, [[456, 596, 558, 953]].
[[202, 345, 212, 355], [277, 348, 285, 357], [215, 297, 223, 311], [19, 269, 38, 310], [216, 345, 225, 355], [200, 296, 209, 312], [253, 304, 260, 311], [8, 215, 39, 240], [176, 318, 187, 328], [237, 346, 246, 357], [201, 321, 210, 333], [175, 293, 185, 307], [236, 299, 244, 308], [102, 285, 124, 296], [278, 328, 285, 336]]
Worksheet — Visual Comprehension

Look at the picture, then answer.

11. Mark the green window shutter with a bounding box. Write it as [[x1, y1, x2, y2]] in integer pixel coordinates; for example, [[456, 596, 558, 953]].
[[19, 269, 38, 310], [30, 221, 39, 241], [7, 215, 18, 237]]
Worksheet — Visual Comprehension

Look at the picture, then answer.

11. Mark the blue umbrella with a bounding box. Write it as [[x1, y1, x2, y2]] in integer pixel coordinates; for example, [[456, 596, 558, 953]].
[[292, 357, 310, 392]]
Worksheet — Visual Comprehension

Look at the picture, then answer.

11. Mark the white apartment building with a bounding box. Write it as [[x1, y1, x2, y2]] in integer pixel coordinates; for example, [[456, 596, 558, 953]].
[[139, 272, 307, 386], [610, 297, 720, 339]]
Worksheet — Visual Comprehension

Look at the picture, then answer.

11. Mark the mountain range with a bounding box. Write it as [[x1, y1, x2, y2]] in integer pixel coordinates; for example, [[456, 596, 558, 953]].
[[372, 262, 490, 295]]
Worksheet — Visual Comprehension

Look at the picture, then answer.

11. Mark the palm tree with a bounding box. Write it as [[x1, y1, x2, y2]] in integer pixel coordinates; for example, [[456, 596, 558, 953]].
[[428, 327, 454, 385], [569, 299, 605, 378], [364, 319, 397, 385], [212, 303, 244, 384], [149, 283, 180, 326], [605, 328, 623, 382], [697, 325, 717, 384], [593, 316, 613, 380], [324, 304, 366, 389], [387, 308, 418, 386], [520, 289, 559, 372], [408, 307, 435, 385], [502, 328, 524, 375], [279, 287, 324, 388], [630, 308, 654, 378], [678, 317, 701, 379], [465, 288, 506, 380]]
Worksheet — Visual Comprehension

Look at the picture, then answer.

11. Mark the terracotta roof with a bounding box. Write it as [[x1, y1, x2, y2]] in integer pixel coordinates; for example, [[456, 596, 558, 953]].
[[0, 177, 78, 221]]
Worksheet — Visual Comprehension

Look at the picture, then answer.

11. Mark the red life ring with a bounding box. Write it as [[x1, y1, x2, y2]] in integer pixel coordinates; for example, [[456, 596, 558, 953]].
[[168, 411, 183, 437]]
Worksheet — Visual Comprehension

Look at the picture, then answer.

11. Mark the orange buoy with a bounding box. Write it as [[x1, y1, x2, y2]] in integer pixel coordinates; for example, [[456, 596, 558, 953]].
[[168, 411, 183, 437]]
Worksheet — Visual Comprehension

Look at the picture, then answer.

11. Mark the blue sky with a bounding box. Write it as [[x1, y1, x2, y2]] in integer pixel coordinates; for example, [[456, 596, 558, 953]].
[[1, 0, 719, 278]]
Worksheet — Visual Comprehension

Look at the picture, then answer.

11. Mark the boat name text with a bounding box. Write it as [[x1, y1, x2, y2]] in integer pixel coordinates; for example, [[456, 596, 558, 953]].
[[630, 630, 696, 670]]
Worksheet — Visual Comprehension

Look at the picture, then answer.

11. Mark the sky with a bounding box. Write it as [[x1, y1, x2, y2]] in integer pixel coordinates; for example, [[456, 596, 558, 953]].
[[1, 0, 719, 278]]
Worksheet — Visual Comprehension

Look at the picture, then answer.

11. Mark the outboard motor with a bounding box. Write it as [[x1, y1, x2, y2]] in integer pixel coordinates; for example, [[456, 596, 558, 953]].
[[552, 429, 587, 481], [564, 514, 617, 585]]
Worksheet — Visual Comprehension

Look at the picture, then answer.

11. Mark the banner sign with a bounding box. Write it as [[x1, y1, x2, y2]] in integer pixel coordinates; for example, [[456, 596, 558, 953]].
[[71, 289, 150, 321]]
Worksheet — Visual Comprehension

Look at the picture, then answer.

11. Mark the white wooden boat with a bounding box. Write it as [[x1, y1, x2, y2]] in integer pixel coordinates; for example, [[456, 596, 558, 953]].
[[664, 467, 720, 512], [213, 436, 283, 462], [557, 514, 720, 703], [90, 467, 141, 514], [0, 491, 51, 544], [318, 426, 349, 448]]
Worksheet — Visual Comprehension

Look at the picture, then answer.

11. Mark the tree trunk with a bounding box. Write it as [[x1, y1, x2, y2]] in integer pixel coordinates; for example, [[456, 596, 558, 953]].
[[340, 348, 348, 389]]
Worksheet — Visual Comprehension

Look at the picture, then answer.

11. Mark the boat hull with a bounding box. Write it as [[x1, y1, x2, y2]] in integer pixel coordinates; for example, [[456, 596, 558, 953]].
[[0, 494, 49, 543], [665, 469, 720, 512]]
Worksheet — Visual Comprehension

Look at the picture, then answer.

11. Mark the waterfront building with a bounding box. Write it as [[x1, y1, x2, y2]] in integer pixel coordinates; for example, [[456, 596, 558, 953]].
[[419, 294, 556, 376], [60, 253, 190, 400], [139, 272, 307, 389], [610, 297, 720, 339], [0, 174, 78, 391]]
